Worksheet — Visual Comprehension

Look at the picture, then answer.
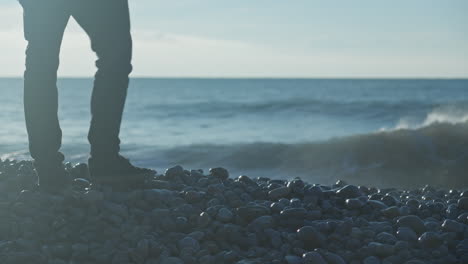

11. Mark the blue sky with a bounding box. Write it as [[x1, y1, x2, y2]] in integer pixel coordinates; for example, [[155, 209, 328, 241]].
[[0, 0, 467, 77]]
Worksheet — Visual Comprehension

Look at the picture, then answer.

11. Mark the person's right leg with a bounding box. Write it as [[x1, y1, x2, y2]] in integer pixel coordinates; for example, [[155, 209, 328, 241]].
[[70, 0, 155, 189], [20, 0, 70, 190]]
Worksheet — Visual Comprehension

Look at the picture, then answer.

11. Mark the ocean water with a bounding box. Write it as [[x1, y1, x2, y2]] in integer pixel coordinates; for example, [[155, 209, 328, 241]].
[[1, 78, 467, 188]]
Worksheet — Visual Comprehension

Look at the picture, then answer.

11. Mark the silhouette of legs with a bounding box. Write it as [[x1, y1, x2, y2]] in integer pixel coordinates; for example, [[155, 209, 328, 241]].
[[22, 0, 132, 164], [21, 0, 70, 174]]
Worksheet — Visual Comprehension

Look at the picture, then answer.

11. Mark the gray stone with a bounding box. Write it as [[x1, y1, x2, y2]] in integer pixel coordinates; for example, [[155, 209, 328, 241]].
[[323, 252, 346, 264], [381, 206, 400, 218], [248, 216, 275, 231], [345, 198, 364, 210], [297, 226, 325, 248], [302, 251, 326, 264], [367, 200, 388, 210], [237, 205, 270, 221], [397, 215, 427, 234], [441, 219, 465, 233], [396, 227, 418, 242], [458, 197, 468, 210], [178, 237, 200, 251], [375, 232, 397, 244], [160, 257, 184, 264], [418, 232, 442, 248], [285, 255, 303, 264], [165, 165, 185, 178], [269, 186, 291, 200], [363, 256, 381, 264], [209, 167, 229, 180], [336, 185, 362, 198], [217, 208, 234, 223], [368, 242, 395, 257]]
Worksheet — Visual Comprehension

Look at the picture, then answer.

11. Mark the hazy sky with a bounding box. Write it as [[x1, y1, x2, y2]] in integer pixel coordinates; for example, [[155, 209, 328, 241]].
[[0, 0, 467, 77]]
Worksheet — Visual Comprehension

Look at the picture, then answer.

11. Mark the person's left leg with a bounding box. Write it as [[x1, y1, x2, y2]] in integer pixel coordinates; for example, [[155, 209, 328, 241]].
[[70, 0, 154, 187]]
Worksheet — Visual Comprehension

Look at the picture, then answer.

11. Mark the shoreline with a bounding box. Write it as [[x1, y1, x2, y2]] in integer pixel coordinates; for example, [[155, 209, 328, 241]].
[[0, 159, 467, 263]]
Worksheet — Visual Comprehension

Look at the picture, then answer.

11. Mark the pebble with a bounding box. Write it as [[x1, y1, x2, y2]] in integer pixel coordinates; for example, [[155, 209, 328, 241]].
[[458, 197, 468, 210], [297, 226, 325, 248], [396, 215, 427, 234], [302, 252, 326, 264], [441, 219, 465, 233], [0, 160, 466, 264], [209, 167, 229, 180], [217, 208, 234, 223], [268, 186, 291, 200], [396, 227, 418, 242], [363, 256, 381, 264], [346, 198, 364, 210], [336, 185, 362, 198], [418, 232, 442, 248]]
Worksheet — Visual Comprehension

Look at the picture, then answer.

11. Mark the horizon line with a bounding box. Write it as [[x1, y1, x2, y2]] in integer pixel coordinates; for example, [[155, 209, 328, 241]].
[[0, 76, 467, 80]]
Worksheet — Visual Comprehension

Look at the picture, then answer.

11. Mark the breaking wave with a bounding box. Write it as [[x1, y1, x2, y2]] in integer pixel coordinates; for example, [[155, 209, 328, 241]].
[[149, 121, 468, 189]]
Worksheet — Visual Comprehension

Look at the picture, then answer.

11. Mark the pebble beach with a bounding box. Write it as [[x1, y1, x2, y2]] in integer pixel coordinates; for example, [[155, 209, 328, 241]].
[[0, 159, 467, 264]]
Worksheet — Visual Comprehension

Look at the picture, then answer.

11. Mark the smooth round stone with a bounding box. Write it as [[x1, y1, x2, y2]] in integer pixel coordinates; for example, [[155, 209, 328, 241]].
[[363, 256, 381, 264], [198, 212, 212, 227], [72, 177, 91, 189], [285, 255, 302, 264], [396, 227, 418, 242], [165, 165, 185, 178], [446, 204, 459, 219], [381, 195, 398, 206], [302, 251, 326, 264], [457, 212, 468, 224], [367, 200, 388, 210], [397, 215, 426, 234], [160, 257, 184, 264], [418, 232, 442, 248], [297, 226, 325, 248], [237, 205, 270, 221], [375, 232, 397, 244], [399, 206, 411, 216], [290, 198, 303, 208], [237, 175, 255, 185], [281, 208, 307, 218], [381, 206, 400, 218], [269, 186, 291, 200], [368, 242, 394, 257], [460, 191, 468, 198], [334, 180, 348, 188], [209, 167, 229, 180], [458, 197, 468, 210], [441, 219, 465, 233], [248, 215, 275, 231], [346, 198, 364, 210], [217, 208, 234, 223], [178, 237, 200, 251], [336, 185, 362, 198], [323, 252, 346, 264], [406, 199, 420, 208], [403, 260, 426, 264]]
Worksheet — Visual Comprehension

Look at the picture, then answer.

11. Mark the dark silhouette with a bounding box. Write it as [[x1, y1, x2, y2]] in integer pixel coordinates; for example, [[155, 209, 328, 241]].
[[19, 0, 154, 192]]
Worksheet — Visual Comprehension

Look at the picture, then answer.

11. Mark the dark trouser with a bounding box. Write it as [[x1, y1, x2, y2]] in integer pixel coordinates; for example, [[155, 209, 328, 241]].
[[20, 0, 132, 168]]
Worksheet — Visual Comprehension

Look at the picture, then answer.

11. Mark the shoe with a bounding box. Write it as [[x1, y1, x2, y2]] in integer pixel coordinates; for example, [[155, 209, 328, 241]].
[[34, 164, 72, 195], [88, 154, 156, 189]]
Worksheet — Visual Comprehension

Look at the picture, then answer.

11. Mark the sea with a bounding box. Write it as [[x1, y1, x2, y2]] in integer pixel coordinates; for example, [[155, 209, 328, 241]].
[[1, 78, 467, 188]]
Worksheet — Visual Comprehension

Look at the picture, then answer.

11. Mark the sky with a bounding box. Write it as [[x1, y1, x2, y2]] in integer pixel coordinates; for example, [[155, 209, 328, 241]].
[[0, 0, 467, 78]]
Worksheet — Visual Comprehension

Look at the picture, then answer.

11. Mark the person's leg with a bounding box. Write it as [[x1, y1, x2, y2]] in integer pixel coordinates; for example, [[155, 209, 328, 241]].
[[71, 0, 132, 159], [70, 0, 154, 187], [20, 0, 70, 186]]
